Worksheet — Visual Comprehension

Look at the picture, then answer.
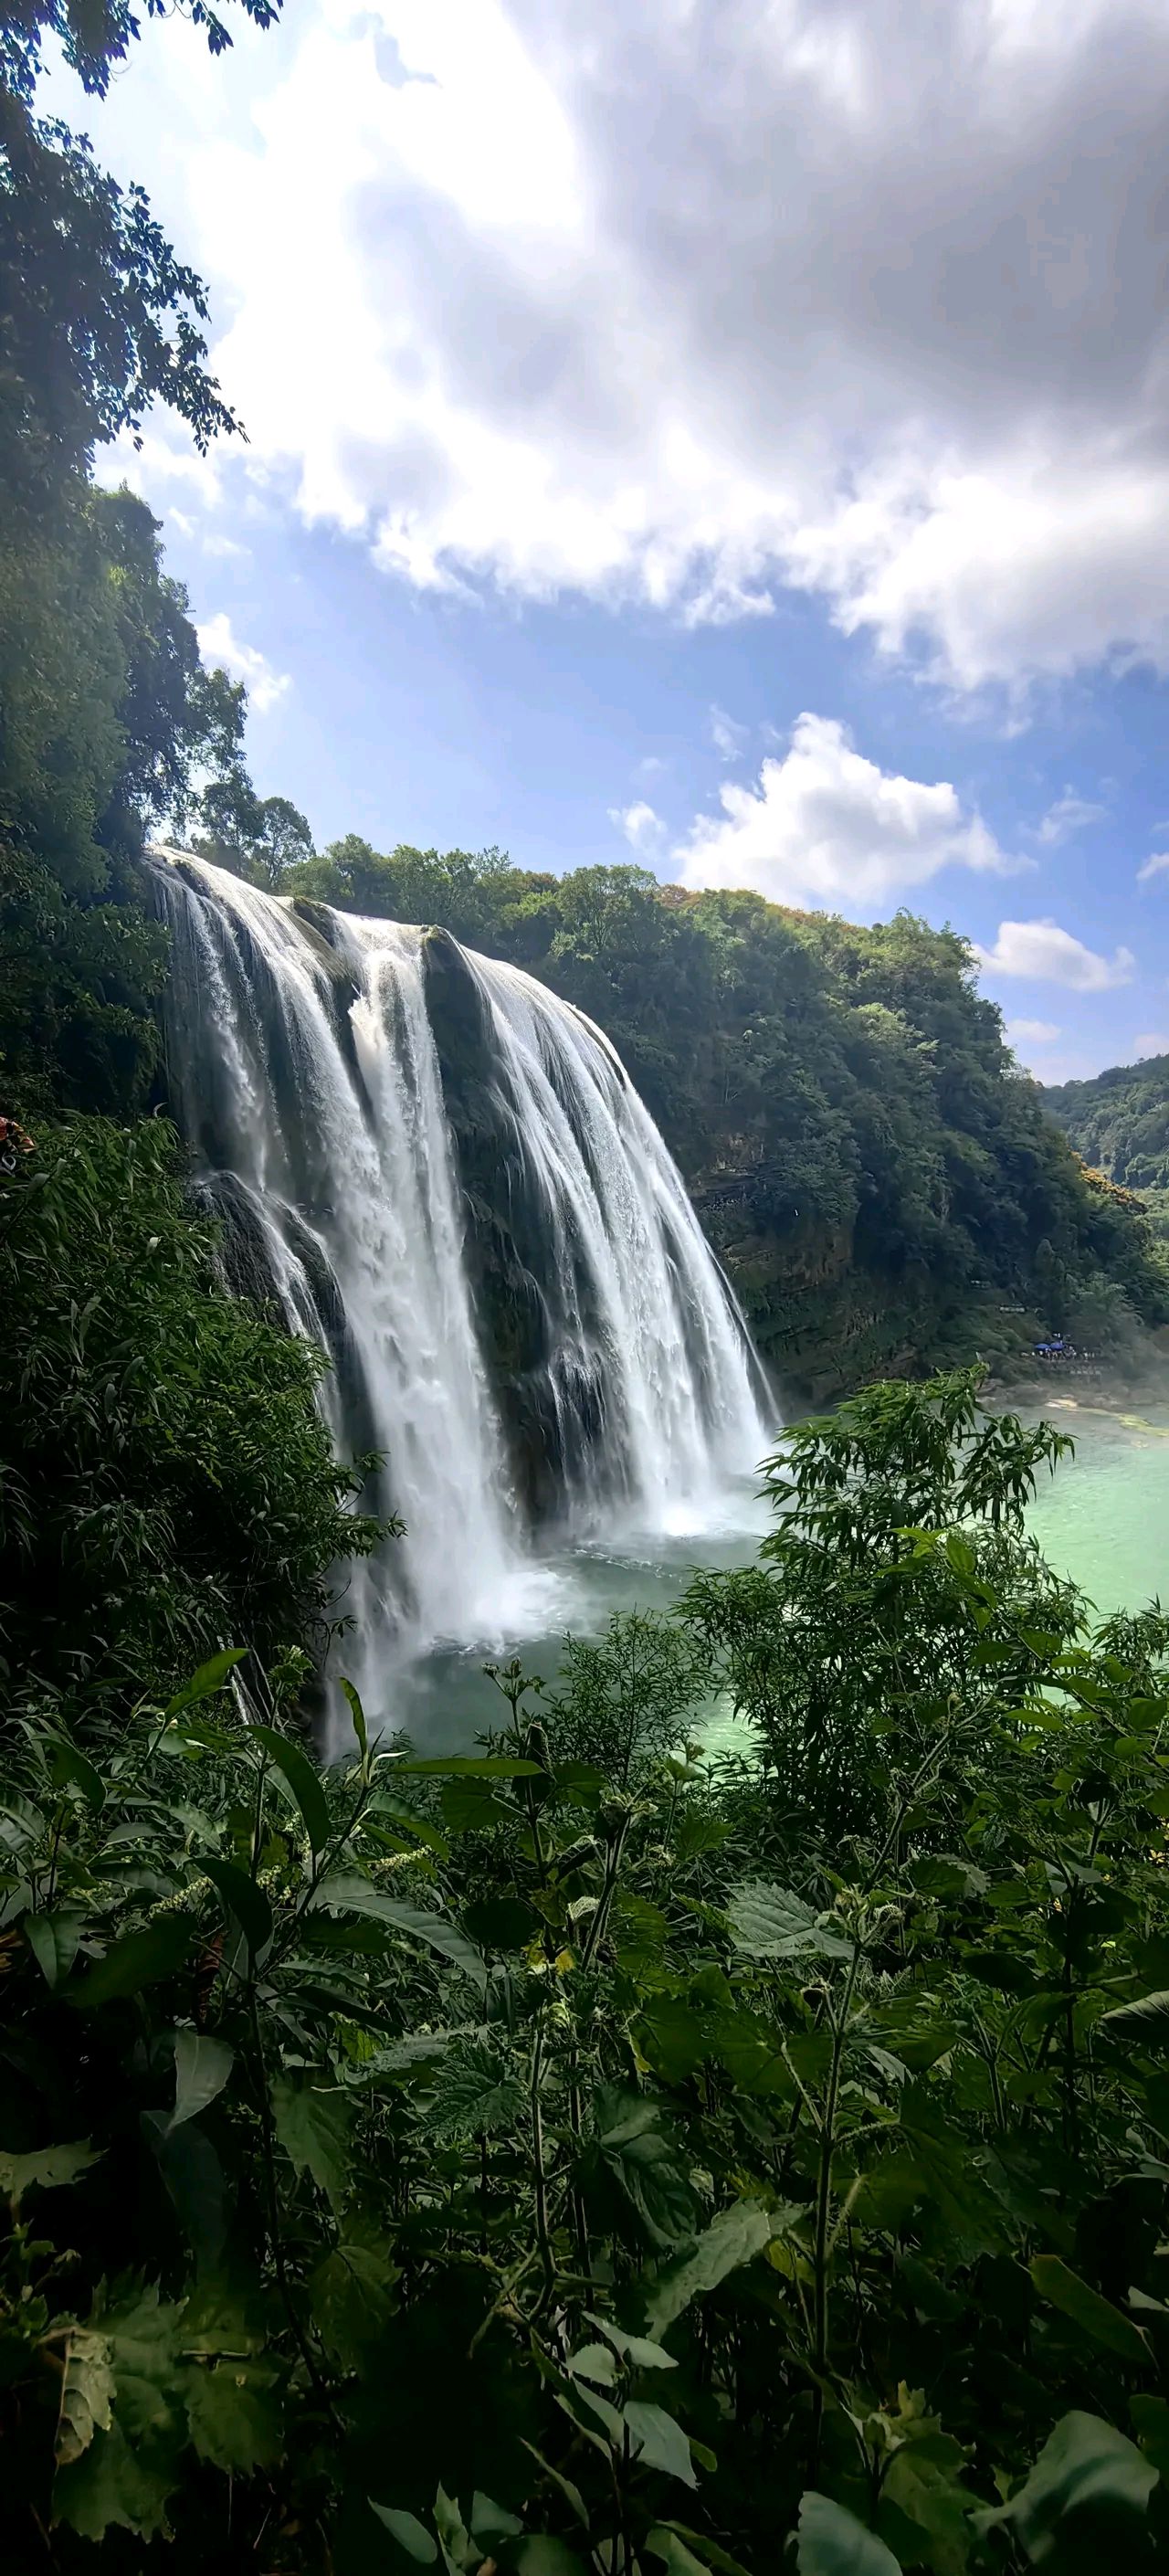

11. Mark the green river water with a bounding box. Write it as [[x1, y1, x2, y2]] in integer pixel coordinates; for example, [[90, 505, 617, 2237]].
[[386, 1396, 1169, 1756]]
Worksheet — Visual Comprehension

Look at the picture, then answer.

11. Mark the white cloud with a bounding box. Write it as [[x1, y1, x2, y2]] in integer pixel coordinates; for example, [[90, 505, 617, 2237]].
[[710, 705, 750, 761], [1137, 850, 1169, 883], [1135, 1031, 1169, 1057], [85, 0, 1169, 692], [1006, 1018, 1062, 1046], [202, 532, 251, 561], [197, 611, 290, 714], [974, 919, 1134, 989], [677, 712, 1013, 909], [609, 800, 665, 856], [1034, 789, 1105, 846]]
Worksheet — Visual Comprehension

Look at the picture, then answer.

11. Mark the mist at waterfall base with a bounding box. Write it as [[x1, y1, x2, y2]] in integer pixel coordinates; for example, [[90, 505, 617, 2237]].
[[152, 854, 773, 1750]]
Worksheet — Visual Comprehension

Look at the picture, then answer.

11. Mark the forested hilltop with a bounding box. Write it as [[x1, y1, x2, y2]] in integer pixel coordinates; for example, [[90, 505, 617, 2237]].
[[200, 831, 1165, 1398], [1042, 1056, 1169, 1256]]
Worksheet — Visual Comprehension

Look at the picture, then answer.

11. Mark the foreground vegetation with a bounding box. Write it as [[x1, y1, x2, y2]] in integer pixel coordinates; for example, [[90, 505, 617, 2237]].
[[5, 1375, 1169, 2571]]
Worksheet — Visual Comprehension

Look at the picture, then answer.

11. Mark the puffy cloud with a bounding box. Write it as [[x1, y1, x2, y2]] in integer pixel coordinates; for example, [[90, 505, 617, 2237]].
[[1137, 850, 1169, 883], [1135, 1031, 1169, 1057], [93, 0, 1169, 692], [197, 612, 290, 714], [974, 919, 1134, 989], [677, 712, 1012, 909], [1034, 790, 1105, 846], [609, 800, 665, 855], [1006, 1018, 1061, 1046]]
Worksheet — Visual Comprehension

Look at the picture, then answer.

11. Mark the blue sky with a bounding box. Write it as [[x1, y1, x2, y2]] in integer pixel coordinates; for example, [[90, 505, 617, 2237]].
[[67, 0, 1169, 1082]]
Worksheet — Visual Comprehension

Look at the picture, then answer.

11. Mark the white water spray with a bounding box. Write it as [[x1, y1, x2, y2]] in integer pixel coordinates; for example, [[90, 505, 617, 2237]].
[[152, 853, 772, 1703]]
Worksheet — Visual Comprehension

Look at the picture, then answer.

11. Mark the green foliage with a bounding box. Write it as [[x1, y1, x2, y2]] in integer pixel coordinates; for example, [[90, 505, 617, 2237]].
[[1, 0, 281, 496], [0, 0, 274, 1122], [0, 482, 245, 1114], [0, 1115, 381, 1709], [5, 1379, 1169, 2570], [683, 1369, 1082, 1831], [192, 767, 315, 890], [1042, 1055, 1169, 1196]]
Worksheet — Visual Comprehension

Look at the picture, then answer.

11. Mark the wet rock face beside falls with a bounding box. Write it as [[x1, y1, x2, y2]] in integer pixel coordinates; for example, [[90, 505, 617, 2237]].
[[146, 851, 770, 1683], [420, 924, 613, 1519]]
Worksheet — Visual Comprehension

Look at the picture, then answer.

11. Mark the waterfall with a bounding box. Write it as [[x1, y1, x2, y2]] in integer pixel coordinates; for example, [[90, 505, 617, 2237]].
[[151, 852, 771, 1702]]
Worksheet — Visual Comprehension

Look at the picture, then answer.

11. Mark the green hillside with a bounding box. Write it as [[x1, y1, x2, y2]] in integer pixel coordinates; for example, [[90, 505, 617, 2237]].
[[1042, 1056, 1169, 1255], [260, 839, 1169, 1396]]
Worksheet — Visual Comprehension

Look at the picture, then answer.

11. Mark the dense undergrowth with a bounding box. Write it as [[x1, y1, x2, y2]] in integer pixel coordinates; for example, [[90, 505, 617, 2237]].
[[5, 1376, 1169, 2573], [0, 1118, 383, 1717]]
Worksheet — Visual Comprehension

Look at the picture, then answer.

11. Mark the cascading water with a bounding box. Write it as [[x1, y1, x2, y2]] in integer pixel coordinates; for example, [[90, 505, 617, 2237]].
[[151, 852, 772, 1709]]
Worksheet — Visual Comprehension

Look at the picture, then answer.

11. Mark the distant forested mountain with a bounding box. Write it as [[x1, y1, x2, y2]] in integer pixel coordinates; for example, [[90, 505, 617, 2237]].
[[1042, 1055, 1169, 1190], [1042, 1054, 1169, 1262]]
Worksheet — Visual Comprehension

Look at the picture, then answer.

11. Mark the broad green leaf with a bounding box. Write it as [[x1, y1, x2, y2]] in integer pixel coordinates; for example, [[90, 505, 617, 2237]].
[[440, 1777, 513, 1835], [47, 1737, 106, 1812], [562, 2377, 626, 2447], [1131, 2393, 1169, 2477], [0, 2139, 101, 2203], [568, 2341, 620, 2387], [958, 1948, 1038, 1995], [147, 2114, 229, 2270], [181, 2278, 266, 2357], [75, 1915, 195, 2009], [586, 2313, 678, 2371], [728, 1880, 852, 1961], [310, 2240, 396, 2366], [421, 2038, 525, 2143], [56, 2328, 114, 2465], [57, 2285, 187, 2542], [168, 2028, 233, 2131], [184, 2357, 282, 2473], [311, 1876, 487, 1986], [624, 2402, 698, 2487], [370, 2504, 439, 2563], [1099, 1990, 1169, 2042], [1030, 2256, 1151, 2364], [975, 2412, 1158, 2558], [434, 2484, 475, 2575], [471, 2494, 524, 2543], [253, 1725, 331, 1855], [796, 2493, 902, 2573], [95, 2285, 185, 2445], [880, 2442, 974, 2561], [646, 2532, 712, 2576], [163, 1650, 247, 1719], [271, 2072, 353, 2209], [25, 1909, 84, 1989], [55, 2416, 175, 2543], [644, 2201, 774, 2336], [341, 1675, 368, 1762], [596, 2090, 698, 2250], [200, 1856, 272, 1958]]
